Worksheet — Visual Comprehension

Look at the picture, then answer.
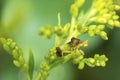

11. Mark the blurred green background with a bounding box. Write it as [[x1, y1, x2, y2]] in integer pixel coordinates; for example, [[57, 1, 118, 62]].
[[0, 0, 120, 80]]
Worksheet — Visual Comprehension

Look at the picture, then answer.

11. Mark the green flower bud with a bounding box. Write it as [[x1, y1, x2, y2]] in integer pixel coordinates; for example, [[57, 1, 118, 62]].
[[95, 29, 100, 34], [54, 25, 63, 36], [88, 58, 95, 64], [13, 60, 21, 67], [114, 5, 120, 10], [12, 49, 18, 59], [108, 20, 114, 28], [63, 23, 70, 32], [7, 38, 13, 43], [70, 4, 78, 17], [100, 55, 106, 58], [96, 62, 101, 66], [63, 54, 72, 61], [78, 61, 84, 69], [97, 25, 105, 30], [105, 57, 108, 61], [0, 38, 6, 44], [78, 27, 88, 33], [110, 11, 116, 15], [10, 42, 16, 49], [39, 26, 53, 39], [44, 54, 50, 60], [94, 54, 100, 59], [96, 60, 101, 66], [88, 31, 95, 37], [101, 55, 108, 61], [85, 60, 95, 67], [89, 25, 96, 31], [19, 56, 25, 65], [3, 44, 10, 52], [97, 17, 107, 23], [6, 41, 11, 45], [114, 21, 120, 27], [100, 60, 106, 67], [99, 31, 108, 40], [112, 15, 119, 20], [75, 0, 85, 8], [50, 55, 56, 60], [93, 54, 108, 67], [44, 30, 53, 39], [44, 65, 50, 71], [40, 62, 48, 69], [102, 13, 111, 19], [15, 46, 19, 51]]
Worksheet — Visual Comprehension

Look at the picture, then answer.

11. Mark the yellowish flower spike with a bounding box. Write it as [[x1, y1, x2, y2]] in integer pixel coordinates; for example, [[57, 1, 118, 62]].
[[0, 38, 33, 80], [36, 0, 119, 80]]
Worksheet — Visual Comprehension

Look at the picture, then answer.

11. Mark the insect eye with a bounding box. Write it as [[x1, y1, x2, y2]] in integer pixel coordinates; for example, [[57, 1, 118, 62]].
[[56, 47, 62, 57]]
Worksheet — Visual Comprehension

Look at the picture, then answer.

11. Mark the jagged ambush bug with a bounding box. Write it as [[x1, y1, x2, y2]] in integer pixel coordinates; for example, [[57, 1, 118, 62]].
[[56, 47, 62, 57], [56, 37, 88, 57], [67, 37, 80, 47], [67, 37, 88, 49], [56, 46, 70, 57]]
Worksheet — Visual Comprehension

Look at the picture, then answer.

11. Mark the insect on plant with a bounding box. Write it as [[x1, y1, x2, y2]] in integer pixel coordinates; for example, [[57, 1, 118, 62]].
[[56, 37, 87, 57]]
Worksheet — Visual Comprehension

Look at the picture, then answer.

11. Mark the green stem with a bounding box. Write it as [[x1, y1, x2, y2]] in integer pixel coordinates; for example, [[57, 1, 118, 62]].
[[35, 72, 41, 80], [64, 16, 77, 43], [58, 13, 61, 26], [64, 30, 78, 43], [55, 36, 61, 47], [27, 74, 31, 80], [70, 17, 76, 33]]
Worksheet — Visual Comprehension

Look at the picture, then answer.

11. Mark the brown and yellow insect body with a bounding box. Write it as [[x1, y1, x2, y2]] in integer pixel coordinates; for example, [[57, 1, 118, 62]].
[[56, 37, 88, 57]]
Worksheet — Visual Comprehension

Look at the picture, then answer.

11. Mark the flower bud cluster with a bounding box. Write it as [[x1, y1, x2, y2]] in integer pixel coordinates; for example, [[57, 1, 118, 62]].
[[85, 54, 108, 68], [0, 38, 25, 67], [89, 0, 120, 29], [0, 37, 33, 80], [87, 25, 108, 40], [39, 61, 50, 79], [44, 48, 57, 62], [54, 23, 70, 38], [39, 23, 70, 39], [35, 47, 57, 80], [39, 25, 53, 39], [72, 53, 108, 70]]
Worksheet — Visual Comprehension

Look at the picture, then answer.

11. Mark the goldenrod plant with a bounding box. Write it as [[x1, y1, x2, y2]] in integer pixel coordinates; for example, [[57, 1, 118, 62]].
[[0, 0, 120, 80]]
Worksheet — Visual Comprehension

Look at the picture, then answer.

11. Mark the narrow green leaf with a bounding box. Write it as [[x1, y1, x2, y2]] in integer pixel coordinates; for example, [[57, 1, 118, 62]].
[[28, 48, 34, 79]]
